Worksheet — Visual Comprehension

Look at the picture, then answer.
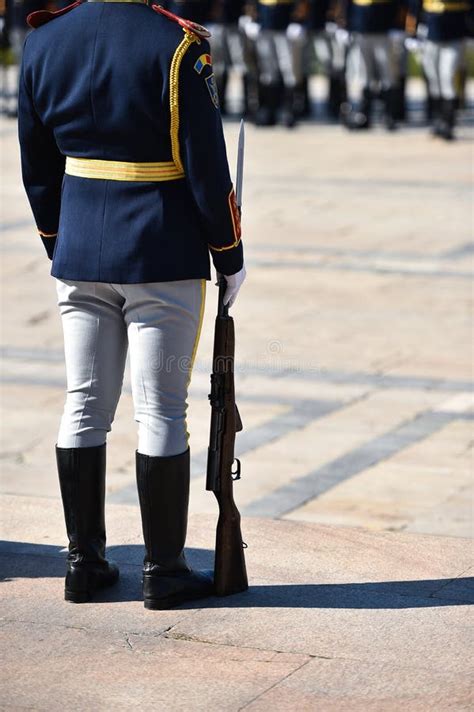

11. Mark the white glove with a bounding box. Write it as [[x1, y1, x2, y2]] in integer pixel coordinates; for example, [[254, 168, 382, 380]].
[[287, 23, 307, 42], [219, 265, 246, 309], [335, 28, 350, 45]]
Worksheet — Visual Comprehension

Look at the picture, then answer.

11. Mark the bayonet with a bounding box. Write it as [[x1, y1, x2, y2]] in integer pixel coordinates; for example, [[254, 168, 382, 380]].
[[235, 119, 245, 212]]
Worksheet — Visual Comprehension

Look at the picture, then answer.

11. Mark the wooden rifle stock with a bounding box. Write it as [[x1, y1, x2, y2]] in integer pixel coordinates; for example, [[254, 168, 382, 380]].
[[207, 278, 248, 597]]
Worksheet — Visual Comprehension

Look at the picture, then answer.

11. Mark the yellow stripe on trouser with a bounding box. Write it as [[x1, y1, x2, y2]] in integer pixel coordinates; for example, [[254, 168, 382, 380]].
[[65, 157, 185, 181], [185, 280, 207, 444]]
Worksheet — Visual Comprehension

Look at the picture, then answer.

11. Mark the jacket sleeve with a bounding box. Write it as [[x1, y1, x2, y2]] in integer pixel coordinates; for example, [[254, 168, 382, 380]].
[[177, 36, 244, 276], [18, 41, 65, 260]]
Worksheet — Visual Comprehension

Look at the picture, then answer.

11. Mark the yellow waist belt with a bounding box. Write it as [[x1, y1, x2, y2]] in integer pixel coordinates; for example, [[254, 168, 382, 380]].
[[353, 0, 392, 6], [423, 0, 469, 11], [65, 157, 185, 182]]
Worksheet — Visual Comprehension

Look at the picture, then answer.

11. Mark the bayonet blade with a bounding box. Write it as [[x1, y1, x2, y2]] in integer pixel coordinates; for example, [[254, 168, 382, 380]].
[[235, 119, 245, 210]]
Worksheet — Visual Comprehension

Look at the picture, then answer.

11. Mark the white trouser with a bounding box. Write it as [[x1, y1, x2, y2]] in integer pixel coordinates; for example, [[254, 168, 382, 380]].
[[208, 24, 246, 78], [389, 30, 408, 83], [310, 31, 346, 75], [422, 40, 464, 100], [256, 29, 306, 88], [56, 279, 206, 457], [347, 33, 395, 100]]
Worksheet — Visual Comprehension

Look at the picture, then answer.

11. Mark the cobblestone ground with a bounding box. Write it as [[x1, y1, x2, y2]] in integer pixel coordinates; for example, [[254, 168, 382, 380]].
[[1, 105, 472, 536]]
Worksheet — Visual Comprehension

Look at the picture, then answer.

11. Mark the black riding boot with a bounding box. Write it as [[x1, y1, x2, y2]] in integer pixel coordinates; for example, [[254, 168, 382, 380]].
[[438, 98, 456, 141], [382, 88, 397, 131], [255, 83, 280, 126], [280, 87, 297, 128], [328, 72, 346, 121], [342, 88, 371, 130], [430, 97, 443, 136], [56, 444, 119, 603], [136, 449, 214, 610]]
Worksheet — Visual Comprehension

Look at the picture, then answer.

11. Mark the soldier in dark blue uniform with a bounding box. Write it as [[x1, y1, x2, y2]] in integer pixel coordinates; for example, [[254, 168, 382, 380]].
[[302, 0, 348, 118], [206, 0, 247, 115], [407, 0, 472, 139], [343, 0, 402, 129], [18, 0, 246, 609], [254, 0, 307, 126]]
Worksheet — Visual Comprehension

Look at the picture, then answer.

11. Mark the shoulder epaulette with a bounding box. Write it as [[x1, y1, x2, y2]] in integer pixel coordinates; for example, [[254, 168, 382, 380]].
[[27, 0, 82, 29], [151, 4, 211, 39]]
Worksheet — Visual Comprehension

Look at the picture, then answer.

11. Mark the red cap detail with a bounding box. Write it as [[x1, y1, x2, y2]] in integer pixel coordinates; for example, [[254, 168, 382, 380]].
[[27, 0, 82, 28], [151, 4, 211, 38]]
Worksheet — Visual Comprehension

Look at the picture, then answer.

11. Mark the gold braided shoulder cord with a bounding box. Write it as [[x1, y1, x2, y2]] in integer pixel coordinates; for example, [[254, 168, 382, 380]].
[[169, 30, 200, 175]]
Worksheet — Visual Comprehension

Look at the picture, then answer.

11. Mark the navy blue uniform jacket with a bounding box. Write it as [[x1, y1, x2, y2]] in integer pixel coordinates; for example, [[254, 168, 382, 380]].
[[258, 0, 296, 30], [409, 0, 472, 41], [306, 0, 331, 31], [18, 0, 243, 283], [164, 1, 213, 24], [347, 0, 400, 33]]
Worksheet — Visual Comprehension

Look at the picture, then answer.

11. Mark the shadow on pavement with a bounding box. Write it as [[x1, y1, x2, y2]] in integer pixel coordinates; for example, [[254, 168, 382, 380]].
[[1, 541, 472, 608]]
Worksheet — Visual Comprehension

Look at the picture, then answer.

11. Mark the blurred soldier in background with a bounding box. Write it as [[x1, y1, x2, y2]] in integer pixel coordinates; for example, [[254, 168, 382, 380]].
[[390, 4, 409, 121], [3, 0, 44, 116], [342, 0, 402, 129], [207, 0, 246, 115], [302, 0, 348, 119], [254, 0, 306, 127], [406, 0, 472, 140], [0, 0, 9, 115]]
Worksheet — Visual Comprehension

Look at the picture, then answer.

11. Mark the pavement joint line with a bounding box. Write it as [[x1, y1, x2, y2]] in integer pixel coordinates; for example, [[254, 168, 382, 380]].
[[246, 242, 474, 263], [247, 258, 473, 280], [429, 565, 474, 599], [242, 410, 458, 519], [247, 174, 474, 192], [0, 219, 33, 233], [109, 397, 350, 503], [238, 657, 313, 711], [2, 346, 473, 392]]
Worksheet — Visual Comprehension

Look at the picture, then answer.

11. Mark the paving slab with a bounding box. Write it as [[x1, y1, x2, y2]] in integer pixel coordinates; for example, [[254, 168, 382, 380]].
[[1, 494, 473, 710]]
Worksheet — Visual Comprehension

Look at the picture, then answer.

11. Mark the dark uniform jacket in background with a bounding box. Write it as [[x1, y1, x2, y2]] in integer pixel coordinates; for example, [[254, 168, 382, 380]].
[[347, 0, 400, 33], [258, 0, 296, 30], [409, 0, 472, 40], [164, 0, 213, 24], [18, 0, 243, 283], [209, 0, 246, 23], [306, 0, 331, 31]]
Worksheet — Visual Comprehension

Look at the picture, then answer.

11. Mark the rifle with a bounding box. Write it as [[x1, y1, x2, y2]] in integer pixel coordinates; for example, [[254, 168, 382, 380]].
[[206, 122, 248, 598]]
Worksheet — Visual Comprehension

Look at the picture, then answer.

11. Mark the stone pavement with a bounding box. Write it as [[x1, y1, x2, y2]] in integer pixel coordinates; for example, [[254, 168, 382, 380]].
[[1, 494, 473, 711], [1, 98, 473, 709]]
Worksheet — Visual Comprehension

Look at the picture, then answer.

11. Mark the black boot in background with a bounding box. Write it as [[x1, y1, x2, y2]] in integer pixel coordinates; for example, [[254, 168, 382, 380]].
[[280, 87, 297, 128], [56, 444, 119, 603], [328, 72, 347, 121], [136, 449, 214, 610], [438, 98, 456, 141], [383, 88, 397, 131], [430, 97, 443, 136], [342, 87, 371, 130], [255, 82, 280, 126]]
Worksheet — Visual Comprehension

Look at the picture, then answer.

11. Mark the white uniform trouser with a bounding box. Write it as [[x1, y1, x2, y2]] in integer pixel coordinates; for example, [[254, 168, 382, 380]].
[[256, 29, 306, 88], [56, 279, 206, 457], [347, 33, 395, 101], [310, 31, 346, 75], [209, 24, 246, 78], [422, 40, 464, 100]]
